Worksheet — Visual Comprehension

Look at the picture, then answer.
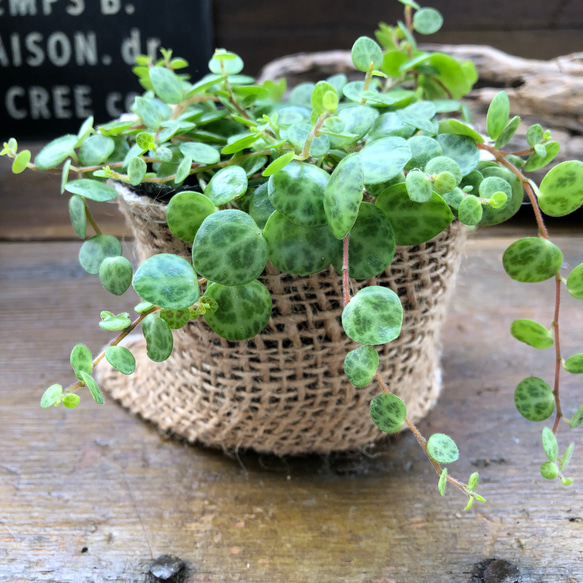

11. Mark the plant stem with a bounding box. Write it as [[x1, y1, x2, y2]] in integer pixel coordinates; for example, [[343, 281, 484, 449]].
[[478, 142, 564, 435], [552, 274, 564, 433], [342, 234, 351, 306], [300, 113, 330, 159], [83, 200, 102, 235]]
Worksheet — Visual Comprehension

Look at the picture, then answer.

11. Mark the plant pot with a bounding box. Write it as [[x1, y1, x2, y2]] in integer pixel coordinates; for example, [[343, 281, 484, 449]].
[[95, 183, 466, 456]]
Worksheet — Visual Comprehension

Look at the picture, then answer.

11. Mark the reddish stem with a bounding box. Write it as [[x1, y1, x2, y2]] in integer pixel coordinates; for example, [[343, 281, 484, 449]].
[[342, 234, 351, 306]]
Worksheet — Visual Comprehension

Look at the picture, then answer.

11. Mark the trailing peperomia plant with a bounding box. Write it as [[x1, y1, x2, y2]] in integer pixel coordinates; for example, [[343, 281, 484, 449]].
[[3, 0, 583, 509]]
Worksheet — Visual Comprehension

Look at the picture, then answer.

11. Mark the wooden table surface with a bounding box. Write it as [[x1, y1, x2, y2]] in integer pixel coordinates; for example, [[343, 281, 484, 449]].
[[1, 175, 583, 582]]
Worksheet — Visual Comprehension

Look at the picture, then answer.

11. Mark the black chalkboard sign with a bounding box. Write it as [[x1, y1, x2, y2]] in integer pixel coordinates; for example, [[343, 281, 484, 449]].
[[0, 0, 214, 139]]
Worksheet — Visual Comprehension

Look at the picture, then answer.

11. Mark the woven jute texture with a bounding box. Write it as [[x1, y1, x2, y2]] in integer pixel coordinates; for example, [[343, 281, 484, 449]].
[[96, 183, 466, 456]]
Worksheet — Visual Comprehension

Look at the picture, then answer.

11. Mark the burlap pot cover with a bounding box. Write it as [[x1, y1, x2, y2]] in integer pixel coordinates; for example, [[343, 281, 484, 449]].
[[96, 183, 466, 456]]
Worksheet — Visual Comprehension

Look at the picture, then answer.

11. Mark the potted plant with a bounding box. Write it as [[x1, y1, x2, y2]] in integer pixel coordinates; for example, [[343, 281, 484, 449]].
[[3, 0, 582, 511]]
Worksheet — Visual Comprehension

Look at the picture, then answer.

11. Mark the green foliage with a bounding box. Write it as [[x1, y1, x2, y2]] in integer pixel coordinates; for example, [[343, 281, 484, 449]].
[[344, 345, 380, 387], [134, 254, 199, 309], [510, 319, 554, 350], [342, 286, 403, 345], [370, 393, 407, 433], [3, 1, 581, 503], [427, 433, 459, 464], [514, 377, 555, 422]]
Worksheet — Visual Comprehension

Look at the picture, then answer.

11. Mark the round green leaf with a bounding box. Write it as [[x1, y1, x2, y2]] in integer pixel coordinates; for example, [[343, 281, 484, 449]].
[[567, 263, 583, 299], [570, 406, 583, 429], [510, 319, 554, 349], [406, 170, 433, 203], [478, 166, 523, 226], [333, 202, 395, 279], [433, 171, 457, 195], [203, 280, 272, 341], [361, 137, 411, 185], [193, 210, 268, 285], [64, 179, 119, 202], [70, 344, 92, 380], [564, 354, 583, 374], [99, 256, 133, 296], [208, 52, 244, 75], [80, 371, 104, 404], [68, 195, 87, 239], [368, 112, 416, 141], [12, 149, 31, 173], [133, 96, 161, 130], [41, 384, 63, 408], [99, 311, 131, 331], [311, 81, 338, 115], [376, 185, 454, 245], [438, 468, 448, 496], [458, 195, 483, 226], [540, 461, 559, 480], [344, 345, 379, 387], [179, 142, 220, 165], [405, 136, 442, 171], [167, 190, 216, 243], [248, 183, 276, 230], [62, 394, 81, 409], [427, 433, 459, 464], [160, 308, 191, 329], [427, 53, 474, 99], [34, 134, 77, 170], [127, 157, 147, 186], [446, 119, 484, 143], [494, 115, 520, 149], [524, 141, 560, 172], [436, 134, 480, 177], [527, 124, 544, 146], [142, 313, 173, 362], [262, 152, 295, 177], [203, 166, 248, 206], [425, 156, 462, 185], [413, 7, 443, 34], [328, 105, 378, 148], [538, 161, 583, 217], [324, 153, 364, 239], [78, 135, 115, 166], [342, 286, 403, 345], [396, 101, 436, 134], [133, 253, 199, 309], [514, 376, 555, 422], [263, 211, 340, 276], [79, 234, 122, 274], [174, 154, 192, 185], [351, 36, 383, 72], [105, 346, 136, 375], [370, 393, 407, 433], [502, 237, 563, 283], [542, 426, 558, 462], [486, 91, 510, 140], [268, 161, 329, 227], [560, 442, 575, 471], [150, 66, 184, 104]]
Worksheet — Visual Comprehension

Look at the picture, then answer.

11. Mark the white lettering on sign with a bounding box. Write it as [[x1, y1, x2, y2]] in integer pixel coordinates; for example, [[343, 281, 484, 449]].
[[121, 28, 160, 65], [0, 31, 98, 67], [9, 0, 37, 16], [105, 90, 137, 118], [100, 0, 120, 15], [4, 84, 93, 119], [2, 0, 86, 16], [42, 0, 58, 15], [65, 0, 84, 16]]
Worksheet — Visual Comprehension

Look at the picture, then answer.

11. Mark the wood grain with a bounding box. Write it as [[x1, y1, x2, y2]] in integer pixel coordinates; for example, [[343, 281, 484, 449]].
[[1, 236, 583, 582]]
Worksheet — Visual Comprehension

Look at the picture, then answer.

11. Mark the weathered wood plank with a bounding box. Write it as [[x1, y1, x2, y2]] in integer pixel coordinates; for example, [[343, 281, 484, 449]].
[[1, 237, 582, 581]]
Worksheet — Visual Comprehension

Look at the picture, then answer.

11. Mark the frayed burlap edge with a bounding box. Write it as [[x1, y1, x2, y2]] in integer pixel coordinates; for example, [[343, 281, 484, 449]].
[[96, 184, 466, 456]]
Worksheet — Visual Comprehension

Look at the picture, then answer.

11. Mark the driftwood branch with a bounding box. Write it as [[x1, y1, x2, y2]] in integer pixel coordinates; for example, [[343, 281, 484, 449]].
[[258, 45, 583, 160]]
